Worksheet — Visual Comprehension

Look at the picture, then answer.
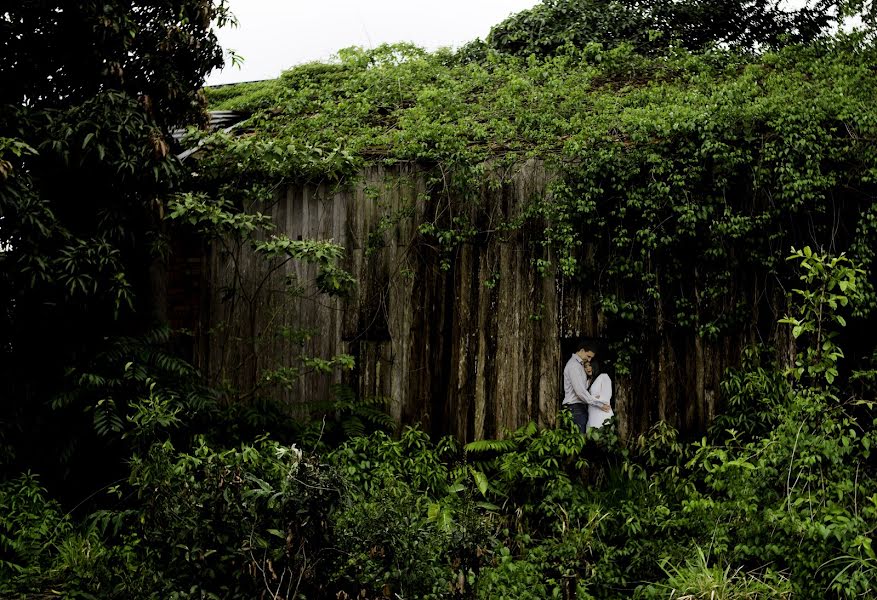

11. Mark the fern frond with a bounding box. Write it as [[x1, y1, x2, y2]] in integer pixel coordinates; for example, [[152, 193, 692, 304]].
[[357, 406, 395, 429], [464, 438, 517, 453], [341, 416, 366, 438]]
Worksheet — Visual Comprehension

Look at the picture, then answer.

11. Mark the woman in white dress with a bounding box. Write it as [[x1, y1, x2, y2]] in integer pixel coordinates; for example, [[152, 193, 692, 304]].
[[585, 359, 614, 430]]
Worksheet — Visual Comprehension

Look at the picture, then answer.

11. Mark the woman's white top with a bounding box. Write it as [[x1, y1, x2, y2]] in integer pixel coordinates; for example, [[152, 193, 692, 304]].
[[586, 373, 614, 429]]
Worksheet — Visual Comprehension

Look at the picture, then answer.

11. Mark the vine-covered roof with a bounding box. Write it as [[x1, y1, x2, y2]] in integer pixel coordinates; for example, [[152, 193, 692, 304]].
[[193, 38, 877, 371], [202, 39, 877, 180]]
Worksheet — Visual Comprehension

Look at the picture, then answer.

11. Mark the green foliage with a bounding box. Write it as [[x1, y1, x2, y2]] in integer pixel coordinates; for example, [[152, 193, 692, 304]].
[[712, 345, 793, 440], [639, 547, 792, 599], [321, 383, 396, 439], [1, 2, 231, 126], [780, 247, 864, 384], [0, 8, 369, 595], [203, 37, 877, 375], [485, 0, 838, 58], [7, 268, 876, 598], [0, 474, 71, 589], [0, 0, 231, 487], [82, 437, 344, 599], [167, 184, 356, 408], [331, 477, 487, 599], [680, 250, 877, 598], [463, 438, 518, 453], [6, 4, 877, 600], [52, 326, 210, 441], [328, 426, 453, 496], [475, 545, 566, 600]]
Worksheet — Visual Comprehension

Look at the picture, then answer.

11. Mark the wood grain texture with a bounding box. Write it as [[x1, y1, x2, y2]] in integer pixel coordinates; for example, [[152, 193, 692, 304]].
[[191, 161, 783, 441]]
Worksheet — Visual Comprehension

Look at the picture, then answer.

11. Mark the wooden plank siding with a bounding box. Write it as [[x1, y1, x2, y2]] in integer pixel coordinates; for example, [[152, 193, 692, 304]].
[[191, 161, 791, 441]]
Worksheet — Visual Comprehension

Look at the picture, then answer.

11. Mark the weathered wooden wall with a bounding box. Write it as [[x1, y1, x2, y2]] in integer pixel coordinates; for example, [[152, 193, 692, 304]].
[[194, 162, 791, 441]]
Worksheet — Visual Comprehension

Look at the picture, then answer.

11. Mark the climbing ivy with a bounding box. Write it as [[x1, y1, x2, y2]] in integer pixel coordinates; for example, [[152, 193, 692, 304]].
[[200, 36, 877, 373]]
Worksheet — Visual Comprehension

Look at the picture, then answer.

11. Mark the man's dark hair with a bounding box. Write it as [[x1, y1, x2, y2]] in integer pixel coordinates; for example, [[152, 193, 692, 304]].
[[576, 339, 597, 354]]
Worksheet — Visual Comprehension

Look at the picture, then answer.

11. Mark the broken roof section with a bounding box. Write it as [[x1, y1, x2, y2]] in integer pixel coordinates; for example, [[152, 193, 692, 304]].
[[172, 109, 250, 161]]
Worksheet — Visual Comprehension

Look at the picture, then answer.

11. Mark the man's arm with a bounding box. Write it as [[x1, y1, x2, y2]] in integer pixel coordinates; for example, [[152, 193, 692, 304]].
[[566, 363, 609, 410]]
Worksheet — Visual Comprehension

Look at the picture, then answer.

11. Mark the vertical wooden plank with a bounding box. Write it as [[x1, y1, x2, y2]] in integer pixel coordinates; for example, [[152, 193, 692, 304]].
[[195, 157, 794, 443]]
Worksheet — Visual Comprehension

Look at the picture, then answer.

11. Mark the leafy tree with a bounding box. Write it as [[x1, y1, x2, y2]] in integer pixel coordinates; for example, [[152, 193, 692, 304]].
[[0, 1, 232, 127], [484, 0, 864, 57], [0, 1, 232, 491]]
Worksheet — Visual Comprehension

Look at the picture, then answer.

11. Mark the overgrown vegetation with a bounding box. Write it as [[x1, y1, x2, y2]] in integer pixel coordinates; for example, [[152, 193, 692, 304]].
[[3, 246, 875, 597], [201, 31, 877, 372], [4, 0, 877, 598]]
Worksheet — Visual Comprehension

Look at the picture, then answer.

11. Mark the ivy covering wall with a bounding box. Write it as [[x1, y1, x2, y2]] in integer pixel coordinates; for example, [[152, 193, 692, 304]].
[[188, 37, 877, 436]]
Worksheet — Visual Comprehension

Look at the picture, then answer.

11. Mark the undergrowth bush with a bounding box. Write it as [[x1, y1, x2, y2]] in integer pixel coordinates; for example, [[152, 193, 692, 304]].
[[0, 474, 71, 591], [4, 353, 875, 598]]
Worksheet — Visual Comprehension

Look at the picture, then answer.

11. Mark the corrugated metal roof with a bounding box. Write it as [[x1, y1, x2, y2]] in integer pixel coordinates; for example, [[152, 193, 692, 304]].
[[173, 110, 250, 161], [206, 110, 248, 130]]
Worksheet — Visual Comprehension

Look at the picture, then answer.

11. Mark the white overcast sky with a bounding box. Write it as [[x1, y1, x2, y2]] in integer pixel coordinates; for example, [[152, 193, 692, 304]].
[[205, 1, 540, 85]]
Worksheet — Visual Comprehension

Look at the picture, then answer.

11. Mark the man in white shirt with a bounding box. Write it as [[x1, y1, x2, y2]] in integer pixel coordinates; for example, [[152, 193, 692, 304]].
[[562, 340, 610, 433]]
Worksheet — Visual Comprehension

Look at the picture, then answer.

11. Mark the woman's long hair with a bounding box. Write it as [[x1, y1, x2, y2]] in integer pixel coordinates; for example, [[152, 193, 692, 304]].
[[588, 359, 602, 391]]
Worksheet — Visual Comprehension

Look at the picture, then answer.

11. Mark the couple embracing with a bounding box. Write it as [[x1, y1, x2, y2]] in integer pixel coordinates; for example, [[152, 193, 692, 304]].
[[562, 340, 613, 433]]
